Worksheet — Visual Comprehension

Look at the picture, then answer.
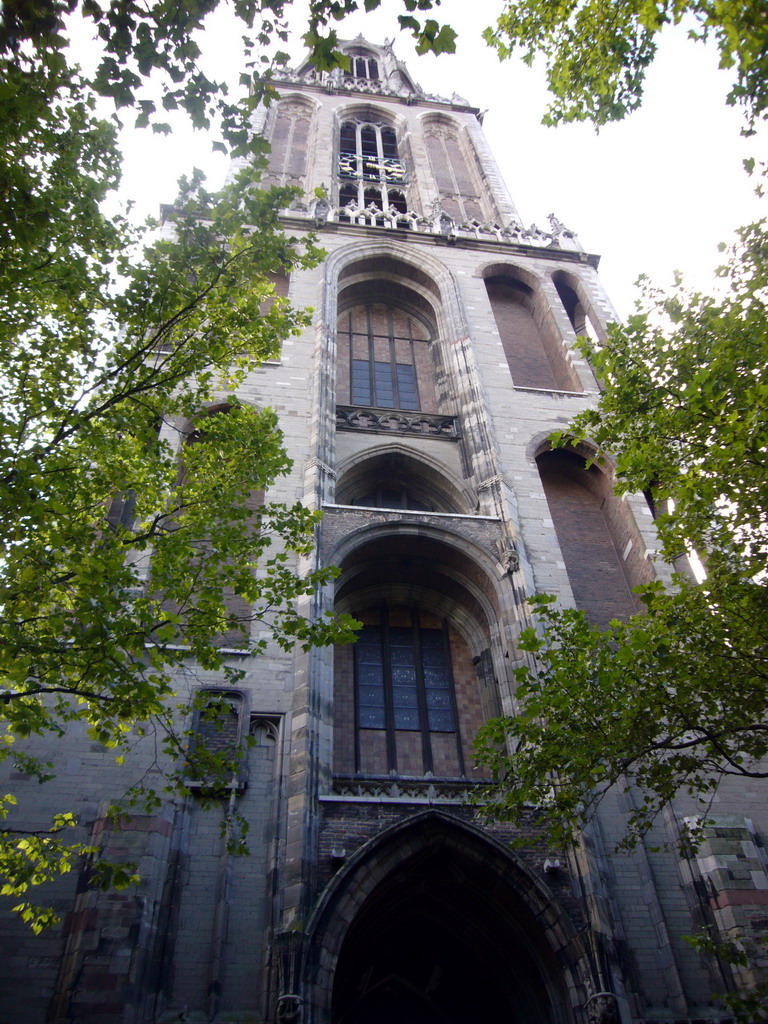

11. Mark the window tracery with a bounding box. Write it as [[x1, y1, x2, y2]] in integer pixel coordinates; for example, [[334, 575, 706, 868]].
[[343, 50, 380, 81], [337, 118, 408, 214]]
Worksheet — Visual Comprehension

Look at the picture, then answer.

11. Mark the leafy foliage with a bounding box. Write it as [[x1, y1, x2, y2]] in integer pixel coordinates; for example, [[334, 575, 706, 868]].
[[0, 1, 370, 928], [484, 0, 768, 128], [0, 0, 456, 154], [476, 221, 768, 850]]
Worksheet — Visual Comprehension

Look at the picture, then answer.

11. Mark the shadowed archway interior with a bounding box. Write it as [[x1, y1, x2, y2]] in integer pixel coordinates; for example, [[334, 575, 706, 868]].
[[331, 835, 562, 1024]]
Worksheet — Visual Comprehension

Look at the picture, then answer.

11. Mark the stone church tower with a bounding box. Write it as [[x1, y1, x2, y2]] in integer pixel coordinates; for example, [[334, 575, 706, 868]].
[[2, 37, 767, 1024]]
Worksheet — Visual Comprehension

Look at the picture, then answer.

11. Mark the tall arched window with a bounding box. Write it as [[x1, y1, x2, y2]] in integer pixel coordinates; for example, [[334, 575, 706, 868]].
[[337, 117, 407, 213], [333, 535, 501, 780], [485, 273, 577, 391], [336, 301, 437, 412], [424, 118, 486, 224]]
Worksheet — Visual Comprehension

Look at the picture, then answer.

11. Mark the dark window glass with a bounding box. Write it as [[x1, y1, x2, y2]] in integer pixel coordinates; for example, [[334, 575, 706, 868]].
[[363, 186, 383, 210], [373, 360, 394, 406], [381, 127, 398, 159], [351, 359, 371, 405], [356, 631, 386, 729], [388, 190, 408, 214], [355, 624, 455, 733], [395, 364, 418, 410], [339, 183, 357, 207], [361, 126, 378, 157], [340, 122, 356, 153]]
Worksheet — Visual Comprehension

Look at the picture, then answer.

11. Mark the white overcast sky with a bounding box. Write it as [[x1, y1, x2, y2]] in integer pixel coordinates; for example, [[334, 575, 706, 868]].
[[100, 0, 765, 319]]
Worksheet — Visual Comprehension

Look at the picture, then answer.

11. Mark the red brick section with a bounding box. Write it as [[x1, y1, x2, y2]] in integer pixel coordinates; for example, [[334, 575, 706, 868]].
[[334, 642, 356, 774], [713, 891, 768, 908], [316, 802, 585, 929], [449, 628, 490, 778], [486, 278, 577, 391], [50, 813, 173, 1023], [537, 449, 649, 628]]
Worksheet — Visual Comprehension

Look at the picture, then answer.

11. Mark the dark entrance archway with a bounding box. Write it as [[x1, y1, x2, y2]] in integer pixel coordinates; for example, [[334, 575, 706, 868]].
[[307, 813, 580, 1024]]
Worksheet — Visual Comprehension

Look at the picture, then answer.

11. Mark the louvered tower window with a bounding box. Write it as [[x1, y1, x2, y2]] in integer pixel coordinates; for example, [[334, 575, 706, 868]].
[[338, 119, 408, 214]]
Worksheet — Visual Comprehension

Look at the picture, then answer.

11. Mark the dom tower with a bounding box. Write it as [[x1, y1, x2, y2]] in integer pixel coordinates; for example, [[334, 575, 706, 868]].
[[2, 37, 767, 1024]]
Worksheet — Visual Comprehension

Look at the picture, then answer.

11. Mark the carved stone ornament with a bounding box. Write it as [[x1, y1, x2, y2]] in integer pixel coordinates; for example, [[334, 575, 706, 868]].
[[276, 994, 303, 1022], [502, 546, 520, 576], [312, 197, 331, 226], [585, 992, 620, 1024]]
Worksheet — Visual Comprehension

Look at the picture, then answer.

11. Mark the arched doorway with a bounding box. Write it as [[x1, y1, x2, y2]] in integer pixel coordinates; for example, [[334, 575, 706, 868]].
[[307, 814, 580, 1024]]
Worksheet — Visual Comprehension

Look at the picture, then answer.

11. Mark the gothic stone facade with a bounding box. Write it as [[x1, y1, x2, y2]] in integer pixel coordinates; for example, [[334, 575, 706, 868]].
[[2, 38, 767, 1024]]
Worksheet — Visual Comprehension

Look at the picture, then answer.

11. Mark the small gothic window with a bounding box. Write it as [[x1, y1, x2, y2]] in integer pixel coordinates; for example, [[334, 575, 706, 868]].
[[344, 52, 379, 80]]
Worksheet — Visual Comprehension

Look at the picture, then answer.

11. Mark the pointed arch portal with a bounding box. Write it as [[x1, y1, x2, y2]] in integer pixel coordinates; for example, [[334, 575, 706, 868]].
[[307, 814, 578, 1024]]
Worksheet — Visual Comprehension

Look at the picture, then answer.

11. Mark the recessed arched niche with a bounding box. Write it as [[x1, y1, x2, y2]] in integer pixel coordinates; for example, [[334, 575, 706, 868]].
[[336, 450, 470, 514], [336, 258, 442, 414], [308, 814, 576, 1024], [484, 268, 578, 391], [536, 447, 653, 627]]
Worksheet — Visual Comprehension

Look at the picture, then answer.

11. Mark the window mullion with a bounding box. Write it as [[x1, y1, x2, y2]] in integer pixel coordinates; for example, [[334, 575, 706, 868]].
[[356, 122, 364, 179], [387, 307, 398, 409], [381, 605, 398, 773], [366, 305, 376, 406], [408, 319, 421, 411], [411, 608, 433, 775], [442, 619, 465, 776]]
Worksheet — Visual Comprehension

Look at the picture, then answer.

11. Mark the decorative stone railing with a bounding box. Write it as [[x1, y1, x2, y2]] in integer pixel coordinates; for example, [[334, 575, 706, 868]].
[[293, 196, 582, 251], [329, 774, 482, 803], [336, 405, 459, 438], [271, 66, 464, 106]]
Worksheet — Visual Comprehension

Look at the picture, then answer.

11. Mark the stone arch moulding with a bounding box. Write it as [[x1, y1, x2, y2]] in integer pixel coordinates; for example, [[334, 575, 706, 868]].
[[550, 267, 609, 346], [334, 100, 404, 133], [320, 239, 469, 343], [325, 520, 518, 677], [476, 258, 546, 289], [327, 520, 509, 615], [526, 432, 609, 468], [333, 442, 477, 513], [303, 810, 585, 1024]]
